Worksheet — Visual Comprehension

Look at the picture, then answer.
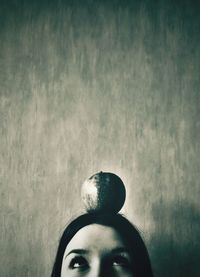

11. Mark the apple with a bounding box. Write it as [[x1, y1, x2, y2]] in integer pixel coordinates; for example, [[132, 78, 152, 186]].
[[81, 171, 126, 214]]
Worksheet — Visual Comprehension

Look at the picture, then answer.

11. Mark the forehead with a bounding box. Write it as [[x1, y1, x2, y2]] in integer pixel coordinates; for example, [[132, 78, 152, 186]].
[[64, 224, 125, 255]]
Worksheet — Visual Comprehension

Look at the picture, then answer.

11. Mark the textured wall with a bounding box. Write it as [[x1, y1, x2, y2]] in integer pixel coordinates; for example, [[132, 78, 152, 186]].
[[0, 1, 199, 276]]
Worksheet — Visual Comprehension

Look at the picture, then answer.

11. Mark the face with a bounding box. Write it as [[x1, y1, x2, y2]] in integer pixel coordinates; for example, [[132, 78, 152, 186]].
[[61, 224, 134, 277]]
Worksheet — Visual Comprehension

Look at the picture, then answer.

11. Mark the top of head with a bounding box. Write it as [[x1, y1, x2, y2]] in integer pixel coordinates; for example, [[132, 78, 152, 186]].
[[81, 171, 126, 214]]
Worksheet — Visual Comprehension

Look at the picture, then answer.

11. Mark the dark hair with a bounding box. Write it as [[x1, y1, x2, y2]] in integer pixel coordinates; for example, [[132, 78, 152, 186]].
[[51, 213, 154, 277]]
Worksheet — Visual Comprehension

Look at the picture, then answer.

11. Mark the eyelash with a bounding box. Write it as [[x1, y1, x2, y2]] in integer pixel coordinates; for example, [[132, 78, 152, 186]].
[[69, 256, 89, 270], [111, 255, 130, 267], [68, 254, 130, 270]]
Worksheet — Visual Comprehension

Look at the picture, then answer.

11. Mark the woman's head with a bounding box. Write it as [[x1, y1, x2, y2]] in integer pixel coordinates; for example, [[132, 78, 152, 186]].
[[61, 223, 134, 277], [51, 213, 153, 277]]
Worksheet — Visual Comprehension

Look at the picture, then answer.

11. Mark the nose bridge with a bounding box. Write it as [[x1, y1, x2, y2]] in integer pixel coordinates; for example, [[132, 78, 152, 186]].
[[89, 258, 110, 277]]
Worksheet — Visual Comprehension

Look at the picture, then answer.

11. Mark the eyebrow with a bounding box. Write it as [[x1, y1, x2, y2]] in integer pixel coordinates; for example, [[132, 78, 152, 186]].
[[65, 247, 130, 259], [65, 249, 90, 258], [110, 247, 131, 255]]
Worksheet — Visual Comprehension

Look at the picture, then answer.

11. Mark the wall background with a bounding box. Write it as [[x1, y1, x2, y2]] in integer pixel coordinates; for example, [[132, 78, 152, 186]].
[[0, 1, 199, 276]]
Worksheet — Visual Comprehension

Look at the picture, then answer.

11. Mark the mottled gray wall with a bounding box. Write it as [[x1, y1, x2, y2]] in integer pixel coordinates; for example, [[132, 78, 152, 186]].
[[0, 1, 199, 276]]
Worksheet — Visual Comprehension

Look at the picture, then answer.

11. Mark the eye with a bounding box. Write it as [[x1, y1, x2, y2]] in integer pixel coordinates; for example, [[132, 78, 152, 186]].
[[69, 256, 89, 270], [112, 255, 130, 267]]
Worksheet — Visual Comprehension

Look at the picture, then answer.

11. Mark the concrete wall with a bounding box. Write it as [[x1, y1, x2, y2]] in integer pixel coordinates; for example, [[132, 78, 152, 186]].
[[0, 1, 199, 276]]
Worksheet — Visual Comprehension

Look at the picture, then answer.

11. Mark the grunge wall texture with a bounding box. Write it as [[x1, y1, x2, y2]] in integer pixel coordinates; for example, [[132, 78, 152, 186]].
[[0, 1, 199, 276]]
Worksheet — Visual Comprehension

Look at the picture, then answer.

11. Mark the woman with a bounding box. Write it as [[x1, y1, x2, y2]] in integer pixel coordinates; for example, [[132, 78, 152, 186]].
[[51, 213, 154, 277]]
